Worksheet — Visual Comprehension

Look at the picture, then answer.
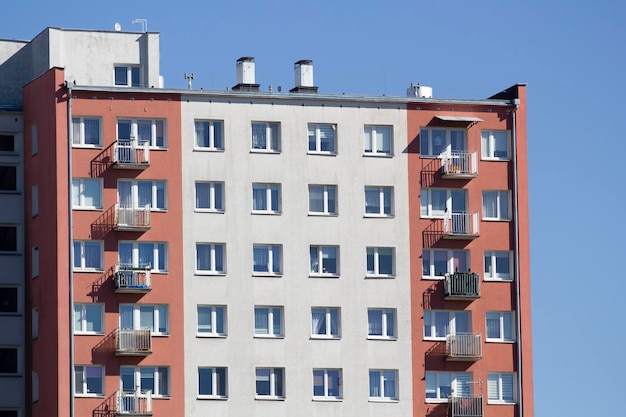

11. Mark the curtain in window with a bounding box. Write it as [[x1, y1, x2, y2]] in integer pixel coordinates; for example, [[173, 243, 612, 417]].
[[195, 122, 208, 147], [319, 125, 335, 152], [212, 123, 222, 149], [252, 124, 266, 149], [270, 186, 279, 210], [365, 188, 380, 213], [118, 243, 132, 266], [451, 190, 466, 213], [253, 246, 269, 272], [137, 121, 151, 144], [74, 367, 84, 393], [140, 368, 155, 393], [486, 313, 500, 338], [483, 192, 497, 218], [425, 372, 437, 398], [432, 129, 446, 155], [382, 188, 391, 214], [138, 243, 154, 268], [329, 309, 338, 335], [72, 119, 81, 144], [215, 368, 226, 395], [364, 127, 373, 152], [270, 124, 279, 150], [271, 247, 281, 273], [85, 304, 101, 332], [74, 305, 83, 331], [137, 182, 152, 208], [255, 308, 269, 334], [386, 311, 395, 337], [84, 119, 100, 145], [83, 180, 101, 208], [118, 182, 132, 208], [450, 130, 465, 152], [439, 373, 452, 398], [120, 305, 134, 329], [139, 306, 154, 332], [376, 127, 391, 153], [272, 309, 281, 335], [455, 373, 471, 397], [487, 373, 498, 400], [327, 370, 340, 396], [197, 245, 211, 271], [369, 371, 380, 397], [433, 251, 448, 276], [309, 186, 324, 212], [196, 184, 210, 208], [322, 247, 337, 273], [368, 310, 383, 335], [501, 374, 514, 401], [435, 312, 449, 337], [453, 251, 467, 273], [308, 126, 317, 151], [383, 371, 396, 398], [310, 247, 319, 273], [311, 309, 326, 334], [256, 369, 271, 395], [86, 366, 103, 394], [198, 307, 212, 333], [117, 120, 132, 142], [455, 312, 470, 333], [366, 248, 375, 274], [84, 242, 101, 269], [120, 367, 135, 393], [493, 132, 508, 157], [252, 187, 266, 210], [155, 120, 165, 147], [155, 182, 165, 209]]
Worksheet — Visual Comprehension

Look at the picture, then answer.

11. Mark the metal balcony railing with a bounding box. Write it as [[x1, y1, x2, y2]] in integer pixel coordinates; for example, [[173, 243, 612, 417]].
[[113, 140, 150, 168], [441, 151, 478, 178], [116, 388, 152, 415], [446, 333, 482, 361], [445, 272, 480, 299], [443, 212, 479, 239], [448, 395, 483, 417], [115, 328, 152, 356], [115, 264, 152, 293], [114, 204, 151, 230]]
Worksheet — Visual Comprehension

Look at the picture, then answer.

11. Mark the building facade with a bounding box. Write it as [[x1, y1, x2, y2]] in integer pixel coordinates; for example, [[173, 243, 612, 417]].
[[1, 27, 532, 417]]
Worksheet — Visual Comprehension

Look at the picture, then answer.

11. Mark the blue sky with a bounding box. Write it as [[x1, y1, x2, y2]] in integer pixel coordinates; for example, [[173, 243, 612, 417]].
[[2, 1, 625, 416]]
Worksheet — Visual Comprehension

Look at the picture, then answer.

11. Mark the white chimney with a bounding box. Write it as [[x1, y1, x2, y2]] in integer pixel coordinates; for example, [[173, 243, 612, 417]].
[[291, 60, 317, 93], [236, 57, 255, 85]]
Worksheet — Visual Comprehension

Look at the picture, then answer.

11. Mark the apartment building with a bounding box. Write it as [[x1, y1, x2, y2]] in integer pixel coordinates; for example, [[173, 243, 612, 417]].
[[0, 26, 532, 417]]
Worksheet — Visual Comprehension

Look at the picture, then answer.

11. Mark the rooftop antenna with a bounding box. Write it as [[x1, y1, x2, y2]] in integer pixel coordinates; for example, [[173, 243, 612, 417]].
[[132, 18, 148, 32], [184, 73, 195, 90]]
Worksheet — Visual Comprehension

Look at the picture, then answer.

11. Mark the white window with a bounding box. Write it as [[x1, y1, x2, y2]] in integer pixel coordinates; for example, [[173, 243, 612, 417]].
[[369, 369, 398, 401], [310, 245, 339, 276], [74, 365, 104, 396], [118, 180, 166, 210], [424, 310, 471, 340], [253, 245, 282, 275], [74, 303, 104, 334], [420, 188, 467, 218], [308, 124, 336, 154], [481, 130, 510, 160], [72, 117, 101, 146], [32, 185, 38, 216], [255, 368, 284, 399], [420, 128, 466, 157], [0, 165, 17, 192], [195, 120, 223, 150], [0, 225, 18, 253], [483, 191, 511, 220], [0, 287, 18, 314], [252, 183, 281, 213], [119, 241, 167, 272], [115, 65, 140, 87], [198, 367, 227, 398], [365, 186, 393, 216], [73, 241, 103, 271], [120, 304, 168, 335], [254, 306, 283, 337], [368, 308, 396, 339], [311, 307, 340, 338], [366, 247, 395, 276], [121, 366, 169, 397], [252, 122, 280, 152], [196, 243, 225, 274], [195, 182, 224, 212], [308, 185, 337, 215], [426, 371, 472, 401], [0, 347, 19, 375], [486, 312, 515, 342], [197, 305, 226, 337], [313, 369, 342, 399], [488, 372, 516, 403], [117, 119, 166, 148], [484, 251, 512, 280], [364, 125, 392, 155], [422, 249, 469, 279], [72, 179, 102, 209]]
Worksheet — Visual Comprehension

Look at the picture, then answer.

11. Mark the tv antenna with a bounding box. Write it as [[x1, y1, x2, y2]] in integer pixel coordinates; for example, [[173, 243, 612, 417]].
[[184, 73, 195, 90]]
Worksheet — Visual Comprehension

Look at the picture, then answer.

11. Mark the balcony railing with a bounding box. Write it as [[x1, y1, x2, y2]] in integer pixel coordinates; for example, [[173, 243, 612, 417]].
[[113, 140, 150, 169], [114, 204, 151, 231], [445, 272, 480, 299], [115, 264, 152, 293], [449, 395, 483, 417], [443, 212, 479, 239], [446, 333, 482, 361], [441, 151, 478, 178], [116, 389, 152, 416], [115, 328, 152, 356]]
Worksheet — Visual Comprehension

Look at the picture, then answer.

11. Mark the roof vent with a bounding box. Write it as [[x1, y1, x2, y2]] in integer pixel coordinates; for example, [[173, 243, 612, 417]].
[[407, 83, 432, 98], [290, 60, 318, 93], [232, 57, 260, 92]]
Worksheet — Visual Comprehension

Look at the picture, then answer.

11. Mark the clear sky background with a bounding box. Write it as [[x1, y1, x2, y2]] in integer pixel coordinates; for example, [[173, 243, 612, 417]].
[[2, 1, 625, 416]]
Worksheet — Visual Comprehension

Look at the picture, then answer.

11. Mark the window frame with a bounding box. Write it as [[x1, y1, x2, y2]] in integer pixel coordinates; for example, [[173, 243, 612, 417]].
[[420, 188, 468, 218], [422, 249, 470, 280], [311, 307, 341, 339], [367, 308, 397, 340], [484, 251, 513, 281], [72, 240, 103, 272], [0, 165, 18, 193], [368, 369, 398, 401], [195, 181, 224, 212], [252, 244, 282, 276], [488, 372, 516, 404], [366, 247, 395, 277], [252, 183, 281, 214], [195, 243, 226, 275], [71, 117, 102, 147], [425, 371, 472, 402], [114, 65, 141, 87], [482, 190, 511, 221], [309, 245, 339, 277], [424, 310, 472, 340], [0, 287, 19, 314], [198, 367, 228, 399], [120, 366, 170, 398], [0, 133, 15, 153], [254, 306, 284, 338], [308, 123, 337, 155], [74, 303, 104, 334], [364, 186, 393, 217], [197, 305, 227, 337], [72, 178, 103, 210], [0, 225, 19, 253], [116, 118, 166, 149], [364, 125, 393, 156], [0, 347, 20, 376], [313, 368, 342, 400], [255, 367, 285, 399], [194, 120, 224, 151], [119, 304, 169, 336], [308, 184, 337, 216], [118, 179, 167, 211], [251, 122, 280, 153], [118, 241, 168, 273], [486, 311, 515, 343], [420, 128, 467, 157], [74, 365, 104, 397], [481, 130, 510, 160]]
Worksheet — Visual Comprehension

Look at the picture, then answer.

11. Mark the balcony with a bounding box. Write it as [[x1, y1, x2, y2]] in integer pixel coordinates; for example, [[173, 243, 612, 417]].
[[448, 395, 483, 417], [115, 328, 152, 356], [116, 389, 152, 416], [445, 272, 480, 300], [115, 264, 152, 293], [441, 151, 477, 178], [114, 204, 151, 231], [446, 333, 482, 361], [113, 140, 150, 169], [443, 212, 479, 239]]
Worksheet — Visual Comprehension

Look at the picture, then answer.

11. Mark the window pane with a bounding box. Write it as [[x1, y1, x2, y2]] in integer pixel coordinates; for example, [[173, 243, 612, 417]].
[[327, 186, 336, 213], [495, 252, 510, 277], [197, 307, 212, 333], [378, 248, 393, 274], [130, 67, 140, 87], [365, 188, 380, 213], [84, 119, 100, 145], [198, 368, 212, 395], [431, 129, 446, 155], [309, 186, 324, 212], [503, 313, 513, 340], [84, 304, 101, 332], [253, 246, 269, 272], [256, 369, 271, 395], [252, 123, 266, 149], [115, 67, 127, 86], [364, 126, 373, 152], [215, 307, 224, 334], [138, 243, 154, 268], [368, 310, 382, 336], [377, 126, 391, 153], [319, 125, 335, 152], [255, 308, 269, 334], [195, 122, 209, 147], [433, 251, 447, 276], [483, 192, 497, 218], [311, 309, 326, 334], [486, 312, 500, 339], [216, 368, 226, 396], [420, 129, 430, 156], [493, 131, 509, 158], [196, 183, 210, 209]]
